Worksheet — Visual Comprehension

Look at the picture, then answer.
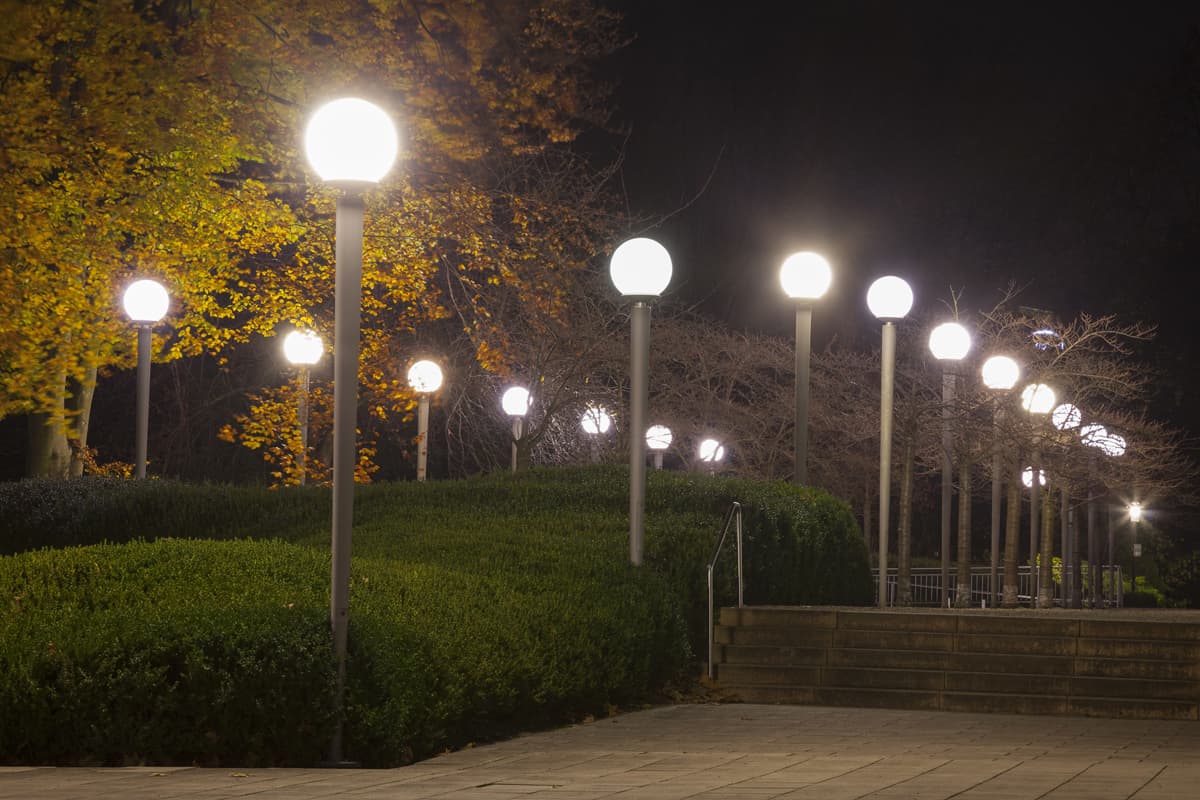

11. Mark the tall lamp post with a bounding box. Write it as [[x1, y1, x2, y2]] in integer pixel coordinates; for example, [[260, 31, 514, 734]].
[[867, 276, 913, 608], [501, 386, 531, 473], [609, 237, 673, 567], [283, 330, 324, 486], [779, 251, 832, 485], [928, 321, 972, 606], [407, 359, 443, 481], [304, 96, 398, 765], [981, 355, 1020, 608], [122, 279, 170, 479], [1128, 501, 1143, 594], [1020, 382, 1056, 607], [1051, 403, 1081, 606], [1083, 425, 1127, 601], [646, 425, 672, 470]]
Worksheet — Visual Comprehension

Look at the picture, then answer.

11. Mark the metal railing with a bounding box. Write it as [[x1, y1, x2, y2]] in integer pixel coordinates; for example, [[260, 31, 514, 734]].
[[707, 501, 744, 679], [871, 564, 1124, 607]]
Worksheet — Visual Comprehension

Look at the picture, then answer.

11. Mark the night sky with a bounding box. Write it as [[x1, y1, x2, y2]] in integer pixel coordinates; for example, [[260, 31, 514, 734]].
[[589, 0, 1200, 438]]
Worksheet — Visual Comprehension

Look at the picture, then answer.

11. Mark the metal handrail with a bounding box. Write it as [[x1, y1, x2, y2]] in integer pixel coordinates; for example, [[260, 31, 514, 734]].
[[707, 501, 744, 679]]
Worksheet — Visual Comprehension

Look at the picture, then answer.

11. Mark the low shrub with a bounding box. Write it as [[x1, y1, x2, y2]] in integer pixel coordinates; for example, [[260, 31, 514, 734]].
[[1122, 590, 1160, 608]]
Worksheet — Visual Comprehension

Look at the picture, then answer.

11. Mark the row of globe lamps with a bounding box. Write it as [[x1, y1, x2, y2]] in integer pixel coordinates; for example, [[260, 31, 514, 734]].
[[118, 97, 1147, 756]]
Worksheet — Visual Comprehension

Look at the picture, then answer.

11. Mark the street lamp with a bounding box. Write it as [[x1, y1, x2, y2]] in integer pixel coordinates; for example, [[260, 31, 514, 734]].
[[304, 95, 398, 765], [1129, 501, 1143, 594], [122, 279, 170, 479], [1052, 403, 1081, 607], [981, 354, 1020, 608], [867, 276, 913, 608], [501, 385, 531, 473], [580, 403, 613, 462], [699, 437, 726, 474], [1021, 382, 1056, 607], [610, 237, 672, 567], [407, 359, 443, 481], [283, 330, 324, 486], [646, 424, 672, 470], [929, 321, 972, 606], [1082, 422, 1126, 603], [780, 251, 832, 485]]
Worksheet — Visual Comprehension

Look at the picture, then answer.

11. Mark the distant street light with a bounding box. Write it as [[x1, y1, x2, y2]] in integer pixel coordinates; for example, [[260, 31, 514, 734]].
[[928, 321, 972, 606], [646, 424, 672, 470], [407, 359, 443, 481], [699, 437, 726, 474], [981, 354, 1020, 608], [1129, 501, 1143, 593], [867, 276, 913, 608], [304, 95, 398, 766], [122, 279, 170, 480], [1021, 382, 1056, 607], [779, 251, 832, 485], [501, 385, 531, 473], [610, 237, 673, 567], [283, 330, 324, 486], [580, 403, 613, 462]]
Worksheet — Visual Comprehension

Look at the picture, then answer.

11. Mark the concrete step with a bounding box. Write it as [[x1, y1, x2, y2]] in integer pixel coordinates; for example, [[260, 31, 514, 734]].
[[716, 664, 820, 686], [1074, 656, 1200, 681], [717, 644, 826, 666], [713, 625, 832, 647]]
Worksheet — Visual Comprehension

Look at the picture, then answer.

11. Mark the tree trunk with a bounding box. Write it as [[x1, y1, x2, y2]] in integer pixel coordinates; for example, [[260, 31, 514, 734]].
[[862, 477, 872, 552], [954, 455, 973, 607], [1002, 460, 1021, 607], [66, 364, 98, 477], [25, 369, 70, 478], [1038, 484, 1057, 608], [896, 437, 914, 606]]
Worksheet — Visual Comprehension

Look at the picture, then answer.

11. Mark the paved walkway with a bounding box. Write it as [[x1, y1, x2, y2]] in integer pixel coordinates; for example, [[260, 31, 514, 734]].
[[3, 703, 1199, 799]]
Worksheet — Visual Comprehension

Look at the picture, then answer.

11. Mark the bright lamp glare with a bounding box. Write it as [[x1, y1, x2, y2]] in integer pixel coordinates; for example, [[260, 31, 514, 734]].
[[866, 276, 913, 320], [1129, 502, 1143, 522], [283, 330, 323, 365], [1021, 467, 1047, 488], [1020, 383, 1056, 415], [580, 404, 613, 435], [407, 359, 443, 393], [981, 355, 1020, 390], [779, 252, 832, 300], [304, 98, 399, 183], [123, 279, 170, 323], [645, 424, 672, 451], [699, 438, 726, 463], [501, 386, 531, 417], [928, 322, 972, 361], [1051, 403, 1081, 431], [609, 237, 673, 298]]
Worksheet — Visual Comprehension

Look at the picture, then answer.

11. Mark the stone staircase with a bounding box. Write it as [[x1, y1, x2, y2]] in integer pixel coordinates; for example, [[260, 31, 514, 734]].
[[713, 607, 1200, 719]]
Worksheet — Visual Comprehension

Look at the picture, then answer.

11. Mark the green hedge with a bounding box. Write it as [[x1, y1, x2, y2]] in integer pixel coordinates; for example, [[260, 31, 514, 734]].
[[0, 466, 869, 766]]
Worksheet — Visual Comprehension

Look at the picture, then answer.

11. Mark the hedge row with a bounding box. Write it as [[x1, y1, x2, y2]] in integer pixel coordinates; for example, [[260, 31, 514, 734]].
[[0, 466, 870, 766]]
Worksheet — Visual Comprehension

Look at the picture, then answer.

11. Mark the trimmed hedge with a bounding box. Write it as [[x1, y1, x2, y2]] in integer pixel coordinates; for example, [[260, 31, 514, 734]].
[[0, 466, 869, 766]]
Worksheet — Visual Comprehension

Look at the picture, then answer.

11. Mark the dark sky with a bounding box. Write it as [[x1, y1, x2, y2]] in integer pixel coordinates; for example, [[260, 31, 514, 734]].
[[589, 0, 1200, 434], [596, 1, 1200, 335]]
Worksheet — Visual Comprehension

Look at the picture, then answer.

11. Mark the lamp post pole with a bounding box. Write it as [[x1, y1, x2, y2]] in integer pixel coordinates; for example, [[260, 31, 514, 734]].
[[610, 238, 672, 567], [122, 279, 169, 480], [1129, 502, 1143, 594], [283, 330, 323, 486], [304, 96, 398, 766], [981, 355, 1020, 609], [407, 360, 443, 482], [298, 366, 311, 485], [779, 252, 831, 485], [501, 386, 530, 474], [928, 322, 971, 607], [867, 276, 913, 608]]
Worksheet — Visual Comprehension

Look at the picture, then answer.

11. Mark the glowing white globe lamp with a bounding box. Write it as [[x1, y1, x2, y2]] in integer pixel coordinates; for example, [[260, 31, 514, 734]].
[[407, 359, 443, 394], [609, 237, 673, 298], [646, 425, 672, 451], [123, 279, 170, 324], [580, 404, 613, 435], [699, 438, 726, 464], [866, 276, 914, 320], [1022, 467, 1048, 488], [283, 330, 324, 366], [1051, 403, 1081, 431], [928, 322, 972, 361], [780, 252, 832, 300], [1099, 431, 1126, 457], [501, 386, 531, 417], [304, 98, 399, 184], [1021, 383, 1056, 415], [981, 355, 1020, 390]]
